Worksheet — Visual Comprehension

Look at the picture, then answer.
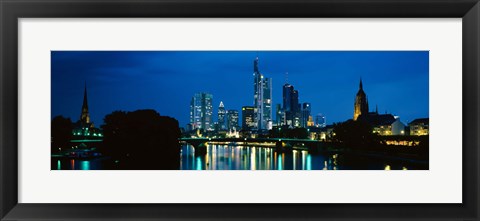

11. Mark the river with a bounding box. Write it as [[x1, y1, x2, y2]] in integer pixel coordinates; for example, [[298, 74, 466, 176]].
[[181, 144, 427, 170], [53, 144, 428, 170]]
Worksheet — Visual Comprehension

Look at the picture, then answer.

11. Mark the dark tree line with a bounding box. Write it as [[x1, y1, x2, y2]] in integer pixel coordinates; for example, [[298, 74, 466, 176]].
[[332, 120, 380, 148], [102, 109, 181, 170], [51, 116, 73, 153]]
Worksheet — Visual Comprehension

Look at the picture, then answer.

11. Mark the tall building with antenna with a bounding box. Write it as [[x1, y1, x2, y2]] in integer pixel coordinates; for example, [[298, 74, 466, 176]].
[[217, 101, 226, 130], [253, 56, 273, 131]]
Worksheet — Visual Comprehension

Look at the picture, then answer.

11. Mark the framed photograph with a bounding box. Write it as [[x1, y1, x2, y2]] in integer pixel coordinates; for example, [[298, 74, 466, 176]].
[[1, 0, 479, 220]]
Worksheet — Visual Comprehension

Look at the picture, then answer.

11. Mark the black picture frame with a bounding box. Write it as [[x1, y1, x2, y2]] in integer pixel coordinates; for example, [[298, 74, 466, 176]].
[[1, 0, 479, 220]]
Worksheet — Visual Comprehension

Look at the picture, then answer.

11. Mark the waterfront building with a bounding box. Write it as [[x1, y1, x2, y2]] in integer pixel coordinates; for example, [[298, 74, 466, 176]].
[[372, 117, 406, 136], [409, 118, 429, 135], [242, 106, 255, 130], [227, 110, 239, 131], [217, 101, 226, 130], [253, 56, 273, 130], [358, 112, 406, 136], [190, 92, 214, 131], [353, 78, 369, 121], [309, 125, 335, 141]]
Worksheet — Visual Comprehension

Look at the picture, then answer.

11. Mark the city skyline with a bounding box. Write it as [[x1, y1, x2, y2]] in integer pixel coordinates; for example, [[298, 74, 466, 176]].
[[51, 51, 429, 128]]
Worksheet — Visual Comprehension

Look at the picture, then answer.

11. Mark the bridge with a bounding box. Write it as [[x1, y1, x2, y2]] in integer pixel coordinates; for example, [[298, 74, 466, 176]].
[[179, 137, 328, 155]]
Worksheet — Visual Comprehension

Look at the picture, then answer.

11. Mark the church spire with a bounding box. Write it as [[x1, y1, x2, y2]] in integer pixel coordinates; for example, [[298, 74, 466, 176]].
[[80, 82, 90, 125], [353, 78, 369, 121], [82, 82, 88, 110]]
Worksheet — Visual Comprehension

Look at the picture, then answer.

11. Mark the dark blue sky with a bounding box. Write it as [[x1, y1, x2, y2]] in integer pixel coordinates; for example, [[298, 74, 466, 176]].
[[51, 51, 429, 128]]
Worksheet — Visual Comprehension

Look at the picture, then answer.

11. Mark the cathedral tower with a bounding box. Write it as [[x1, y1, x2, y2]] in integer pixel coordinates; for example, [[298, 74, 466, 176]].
[[353, 78, 369, 121], [80, 83, 90, 125]]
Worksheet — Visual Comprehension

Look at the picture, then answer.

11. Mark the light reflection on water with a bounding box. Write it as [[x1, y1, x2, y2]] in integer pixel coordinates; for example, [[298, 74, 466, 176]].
[[53, 144, 426, 170], [180, 144, 424, 170], [55, 159, 101, 170], [181, 144, 332, 170]]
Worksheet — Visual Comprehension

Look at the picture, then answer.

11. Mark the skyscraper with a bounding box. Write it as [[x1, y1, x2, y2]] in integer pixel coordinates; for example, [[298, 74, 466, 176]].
[[315, 113, 326, 128], [301, 103, 311, 128], [190, 92, 213, 130], [227, 110, 239, 131], [275, 104, 284, 126], [253, 56, 273, 130], [282, 83, 300, 127], [353, 78, 369, 121], [217, 101, 226, 130], [242, 106, 255, 130]]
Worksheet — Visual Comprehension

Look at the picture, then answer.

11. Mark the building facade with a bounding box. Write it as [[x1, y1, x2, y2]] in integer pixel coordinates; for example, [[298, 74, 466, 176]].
[[282, 83, 300, 127], [227, 110, 239, 131], [301, 102, 311, 128], [253, 56, 273, 131], [217, 101, 226, 130], [409, 118, 429, 135], [315, 113, 326, 128], [275, 104, 284, 126], [242, 106, 255, 130], [190, 92, 214, 131]]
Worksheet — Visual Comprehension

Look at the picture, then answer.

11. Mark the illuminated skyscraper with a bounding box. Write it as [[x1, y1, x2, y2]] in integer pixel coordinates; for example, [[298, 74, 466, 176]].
[[242, 106, 255, 130], [282, 83, 300, 127], [227, 110, 239, 131], [190, 92, 214, 130], [253, 56, 273, 130], [275, 104, 284, 126], [217, 101, 226, 130], [301, 103, 311, 128]]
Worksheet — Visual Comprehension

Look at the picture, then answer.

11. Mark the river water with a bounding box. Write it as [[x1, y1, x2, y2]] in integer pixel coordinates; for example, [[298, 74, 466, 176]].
[[180, 144, 427, 170], [53, 144, 427, 170]]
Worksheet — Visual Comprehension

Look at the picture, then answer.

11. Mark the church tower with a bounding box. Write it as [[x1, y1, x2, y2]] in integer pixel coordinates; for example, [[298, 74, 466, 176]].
[[79, 83, 91, 125], [353, 78, 369, 121]]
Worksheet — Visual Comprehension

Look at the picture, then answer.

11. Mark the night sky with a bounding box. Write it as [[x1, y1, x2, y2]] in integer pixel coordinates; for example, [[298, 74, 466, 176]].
[[51, 51, 429, 128]]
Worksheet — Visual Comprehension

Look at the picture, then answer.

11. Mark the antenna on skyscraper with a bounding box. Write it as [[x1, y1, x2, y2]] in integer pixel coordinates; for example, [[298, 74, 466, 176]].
[[285, 72, 289, 84]]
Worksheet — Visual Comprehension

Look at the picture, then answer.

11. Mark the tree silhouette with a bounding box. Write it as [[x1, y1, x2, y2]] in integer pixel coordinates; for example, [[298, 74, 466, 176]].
[[51, 116, 73, 153], [333, 120, 379, 148], [102, 109, 181, 170]]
